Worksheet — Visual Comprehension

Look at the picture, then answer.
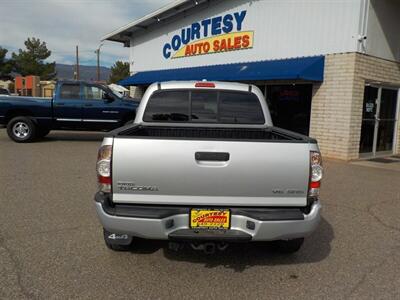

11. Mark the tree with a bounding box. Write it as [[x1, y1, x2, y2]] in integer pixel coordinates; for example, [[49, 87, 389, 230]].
[[109, 61, 129, 84], [0, 47, 13, 80], [12, 37, 56, 80]]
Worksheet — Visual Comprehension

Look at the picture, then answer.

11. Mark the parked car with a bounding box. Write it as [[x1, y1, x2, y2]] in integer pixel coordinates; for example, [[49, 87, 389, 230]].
[[94, 81, 323, 254], [0, 88, 10, 96], [0, 80, 139, 142]]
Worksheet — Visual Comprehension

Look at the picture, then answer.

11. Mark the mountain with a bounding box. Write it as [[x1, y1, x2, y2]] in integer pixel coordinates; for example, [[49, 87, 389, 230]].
[[55, 63, 111, 81]]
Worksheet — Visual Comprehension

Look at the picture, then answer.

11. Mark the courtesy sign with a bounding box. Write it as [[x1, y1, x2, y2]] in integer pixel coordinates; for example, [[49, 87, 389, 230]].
[[162, 10, 253, 59]]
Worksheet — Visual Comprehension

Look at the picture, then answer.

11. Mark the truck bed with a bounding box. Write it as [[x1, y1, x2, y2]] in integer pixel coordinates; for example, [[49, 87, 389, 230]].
[[112, 125, 316, 143]]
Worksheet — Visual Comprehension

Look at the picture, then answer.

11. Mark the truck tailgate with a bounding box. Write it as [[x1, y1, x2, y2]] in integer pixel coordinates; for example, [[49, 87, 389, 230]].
[[112, 137, 310, 207]]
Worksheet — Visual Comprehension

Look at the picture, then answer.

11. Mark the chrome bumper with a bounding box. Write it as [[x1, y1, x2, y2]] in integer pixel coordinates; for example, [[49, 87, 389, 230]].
[[95, 201, 321, 241]]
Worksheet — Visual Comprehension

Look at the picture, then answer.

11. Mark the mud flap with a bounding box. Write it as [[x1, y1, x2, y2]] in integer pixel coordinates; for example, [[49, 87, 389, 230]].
[[103, 229, 133, 246]]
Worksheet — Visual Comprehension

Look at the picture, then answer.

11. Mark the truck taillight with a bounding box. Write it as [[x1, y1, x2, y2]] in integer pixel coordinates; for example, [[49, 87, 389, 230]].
[[97, 145, 112, 193], [309, 151, 323, 197]]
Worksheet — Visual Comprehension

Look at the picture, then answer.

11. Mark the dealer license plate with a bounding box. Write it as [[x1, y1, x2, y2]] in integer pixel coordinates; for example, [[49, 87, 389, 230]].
[[190, 209, 230, 229]]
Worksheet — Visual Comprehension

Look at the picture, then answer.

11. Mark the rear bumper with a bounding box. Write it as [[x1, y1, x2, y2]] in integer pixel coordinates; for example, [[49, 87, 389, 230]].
[[94, 194, 321, 242]]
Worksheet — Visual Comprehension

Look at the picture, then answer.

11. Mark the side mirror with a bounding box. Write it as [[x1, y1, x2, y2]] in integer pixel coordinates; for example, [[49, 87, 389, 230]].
[[103, 93, 114, 102]]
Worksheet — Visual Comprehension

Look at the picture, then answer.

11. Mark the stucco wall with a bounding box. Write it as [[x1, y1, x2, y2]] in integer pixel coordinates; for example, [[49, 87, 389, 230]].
[[129, 0, 362, 72], [366, 0, 400, 62]]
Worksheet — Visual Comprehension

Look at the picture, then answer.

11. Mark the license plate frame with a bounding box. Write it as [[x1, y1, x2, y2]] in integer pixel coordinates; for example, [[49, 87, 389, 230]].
[[190, 208, 231, 229]]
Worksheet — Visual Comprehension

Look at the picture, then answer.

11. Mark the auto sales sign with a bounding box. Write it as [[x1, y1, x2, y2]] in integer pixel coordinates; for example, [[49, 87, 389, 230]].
[[163, 10, 253, 59]]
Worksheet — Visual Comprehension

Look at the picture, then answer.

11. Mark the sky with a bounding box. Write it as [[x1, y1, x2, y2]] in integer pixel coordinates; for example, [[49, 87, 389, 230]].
[[0, 0, 172, 67]]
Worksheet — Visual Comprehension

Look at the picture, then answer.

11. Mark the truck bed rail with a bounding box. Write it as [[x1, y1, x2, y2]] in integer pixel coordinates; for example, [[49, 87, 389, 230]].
[[113, 125, 316, 143]]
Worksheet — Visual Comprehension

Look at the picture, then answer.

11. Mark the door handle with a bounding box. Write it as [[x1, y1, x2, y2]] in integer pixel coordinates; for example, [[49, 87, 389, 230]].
[[55, 103, 65, 106], [195, 152, 230, 162], [84, 103, 93, 107]]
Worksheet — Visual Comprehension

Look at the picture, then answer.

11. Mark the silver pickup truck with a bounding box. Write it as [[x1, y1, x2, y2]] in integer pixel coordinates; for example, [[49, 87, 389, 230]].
[[94, 81, 322, 254]]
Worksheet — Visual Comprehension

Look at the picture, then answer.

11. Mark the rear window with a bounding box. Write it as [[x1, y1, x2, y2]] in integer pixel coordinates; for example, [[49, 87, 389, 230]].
[[219, 91, 265, 124], [143, 91, 189, 122], [191, 91, 218, 122], [143, 90, 264, 124]]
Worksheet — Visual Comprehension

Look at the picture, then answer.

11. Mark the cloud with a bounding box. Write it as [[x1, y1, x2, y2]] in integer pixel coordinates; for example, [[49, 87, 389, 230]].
[[0, 0, 172, 67]]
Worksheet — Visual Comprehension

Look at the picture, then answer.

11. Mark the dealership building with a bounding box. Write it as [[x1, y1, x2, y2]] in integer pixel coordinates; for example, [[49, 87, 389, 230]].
[[103, 0, 400, 160]]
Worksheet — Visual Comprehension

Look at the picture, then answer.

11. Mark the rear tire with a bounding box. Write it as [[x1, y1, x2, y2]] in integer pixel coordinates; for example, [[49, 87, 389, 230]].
[[103, 228, 132, 251], [6, 116, 37, 143], [271, 238, 304, 254]]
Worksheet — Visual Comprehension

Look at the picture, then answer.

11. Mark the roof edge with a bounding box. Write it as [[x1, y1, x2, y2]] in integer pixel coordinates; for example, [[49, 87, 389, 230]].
[[101, 0, 191, 43]]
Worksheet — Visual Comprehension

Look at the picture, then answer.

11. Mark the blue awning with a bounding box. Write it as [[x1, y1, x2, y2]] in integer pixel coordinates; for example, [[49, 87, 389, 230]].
[[119, 56, 324, 86]]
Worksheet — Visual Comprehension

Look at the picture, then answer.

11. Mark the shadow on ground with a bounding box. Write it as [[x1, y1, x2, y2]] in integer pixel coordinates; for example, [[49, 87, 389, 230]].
[[126, 217, 333, 272]]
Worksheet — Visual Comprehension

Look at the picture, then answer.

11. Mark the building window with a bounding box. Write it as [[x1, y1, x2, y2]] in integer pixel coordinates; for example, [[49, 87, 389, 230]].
[[266, 84, 312, 135]]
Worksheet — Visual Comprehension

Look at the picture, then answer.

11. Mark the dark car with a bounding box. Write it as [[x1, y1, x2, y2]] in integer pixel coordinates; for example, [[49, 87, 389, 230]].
[[0, 80, 139, 142], [0, 88, 10, 96]]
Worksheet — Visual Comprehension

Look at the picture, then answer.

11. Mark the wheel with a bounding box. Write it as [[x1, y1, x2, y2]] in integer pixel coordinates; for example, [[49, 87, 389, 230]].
[[103, 228, 132, 251], [6, 116, 37, 143], [271, 238, 304, 254], [37, 128, 51, 138]]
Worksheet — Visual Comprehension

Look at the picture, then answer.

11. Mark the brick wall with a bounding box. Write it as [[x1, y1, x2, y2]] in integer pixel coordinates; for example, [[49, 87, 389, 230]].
[[353, 54, 400, 157], [310, 53, 400, 160], [309, 53, 358, 160]]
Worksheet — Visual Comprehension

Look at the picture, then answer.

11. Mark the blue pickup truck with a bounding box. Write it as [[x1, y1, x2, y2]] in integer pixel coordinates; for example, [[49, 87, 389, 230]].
[[0, 80, 139, 142]]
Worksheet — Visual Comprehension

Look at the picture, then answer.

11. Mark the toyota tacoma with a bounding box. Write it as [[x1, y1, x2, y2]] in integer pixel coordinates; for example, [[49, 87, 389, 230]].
[[94, 81, 322, 254]]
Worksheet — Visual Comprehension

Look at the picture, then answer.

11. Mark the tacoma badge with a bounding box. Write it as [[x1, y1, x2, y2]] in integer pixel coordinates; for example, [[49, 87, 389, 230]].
[[117, 182, 159, 192]]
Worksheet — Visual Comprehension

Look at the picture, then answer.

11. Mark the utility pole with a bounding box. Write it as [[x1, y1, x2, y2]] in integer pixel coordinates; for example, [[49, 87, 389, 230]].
[[96, 48, 100, 82], [75, 45, 80, 80], [95, 43, 104, 82]]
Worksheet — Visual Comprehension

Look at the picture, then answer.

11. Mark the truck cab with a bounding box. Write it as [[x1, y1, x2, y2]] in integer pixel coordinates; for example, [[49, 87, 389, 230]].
[[53, 81, 137, 131], [0, 80, 139, 142]]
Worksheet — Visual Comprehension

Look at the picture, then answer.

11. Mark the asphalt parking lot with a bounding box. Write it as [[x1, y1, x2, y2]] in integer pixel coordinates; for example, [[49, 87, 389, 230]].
[[1, 129, 400, 299]]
